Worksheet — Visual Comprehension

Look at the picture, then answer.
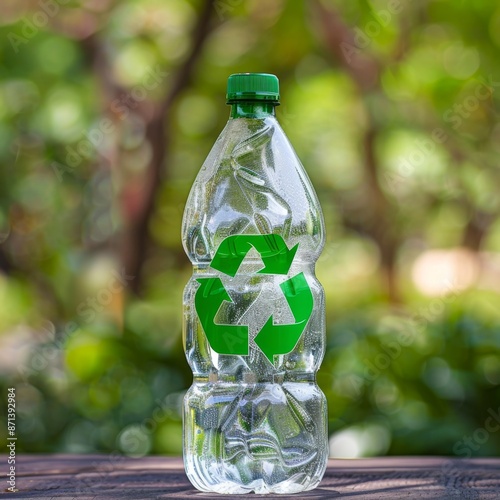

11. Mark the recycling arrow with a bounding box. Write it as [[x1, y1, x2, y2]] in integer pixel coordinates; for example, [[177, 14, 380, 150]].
[[195, 277, 248, 355], [255, 272, 313, 363], [194, 233, 313, 362], [210, 234, 298, 277]]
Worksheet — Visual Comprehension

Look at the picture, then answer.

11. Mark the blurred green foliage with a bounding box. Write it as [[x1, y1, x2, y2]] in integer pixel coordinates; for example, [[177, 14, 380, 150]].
[[0, 0, 499, 458]]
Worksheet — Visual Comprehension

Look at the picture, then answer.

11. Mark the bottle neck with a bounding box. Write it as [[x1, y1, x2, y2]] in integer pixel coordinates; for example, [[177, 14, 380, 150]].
[[229, 101, 277, 119]]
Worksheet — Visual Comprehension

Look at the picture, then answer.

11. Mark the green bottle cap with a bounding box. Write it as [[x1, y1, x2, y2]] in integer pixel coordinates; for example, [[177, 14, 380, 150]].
[[226, 73, 280, 104]]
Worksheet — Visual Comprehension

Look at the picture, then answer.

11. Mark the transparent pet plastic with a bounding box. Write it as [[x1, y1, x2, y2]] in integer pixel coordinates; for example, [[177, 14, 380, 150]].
[[182, 111, 328, 494]]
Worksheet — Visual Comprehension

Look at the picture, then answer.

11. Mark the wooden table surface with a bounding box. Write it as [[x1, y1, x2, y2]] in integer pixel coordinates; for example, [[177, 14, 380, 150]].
[[3, 455, 500, 499]]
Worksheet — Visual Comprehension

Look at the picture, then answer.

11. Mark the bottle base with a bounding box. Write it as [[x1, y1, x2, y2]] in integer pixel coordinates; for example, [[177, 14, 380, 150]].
[[186, 473, 322, 495], [183, 382, 328, 495]]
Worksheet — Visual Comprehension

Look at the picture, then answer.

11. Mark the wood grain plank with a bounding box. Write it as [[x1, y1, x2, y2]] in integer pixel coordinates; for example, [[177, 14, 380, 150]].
[[2, 455, 499, 499]]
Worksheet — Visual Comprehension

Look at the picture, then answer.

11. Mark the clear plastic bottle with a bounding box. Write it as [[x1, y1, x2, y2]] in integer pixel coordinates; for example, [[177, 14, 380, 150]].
[[182, 73, 327, 494]]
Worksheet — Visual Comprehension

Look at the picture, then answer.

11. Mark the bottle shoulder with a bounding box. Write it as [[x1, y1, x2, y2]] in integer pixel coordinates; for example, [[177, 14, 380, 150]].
[[182, 117, 325, 263]]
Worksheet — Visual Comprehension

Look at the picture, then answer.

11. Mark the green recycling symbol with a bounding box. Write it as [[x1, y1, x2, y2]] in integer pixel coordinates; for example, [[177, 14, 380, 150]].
[[194, 234, 314, 364]]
